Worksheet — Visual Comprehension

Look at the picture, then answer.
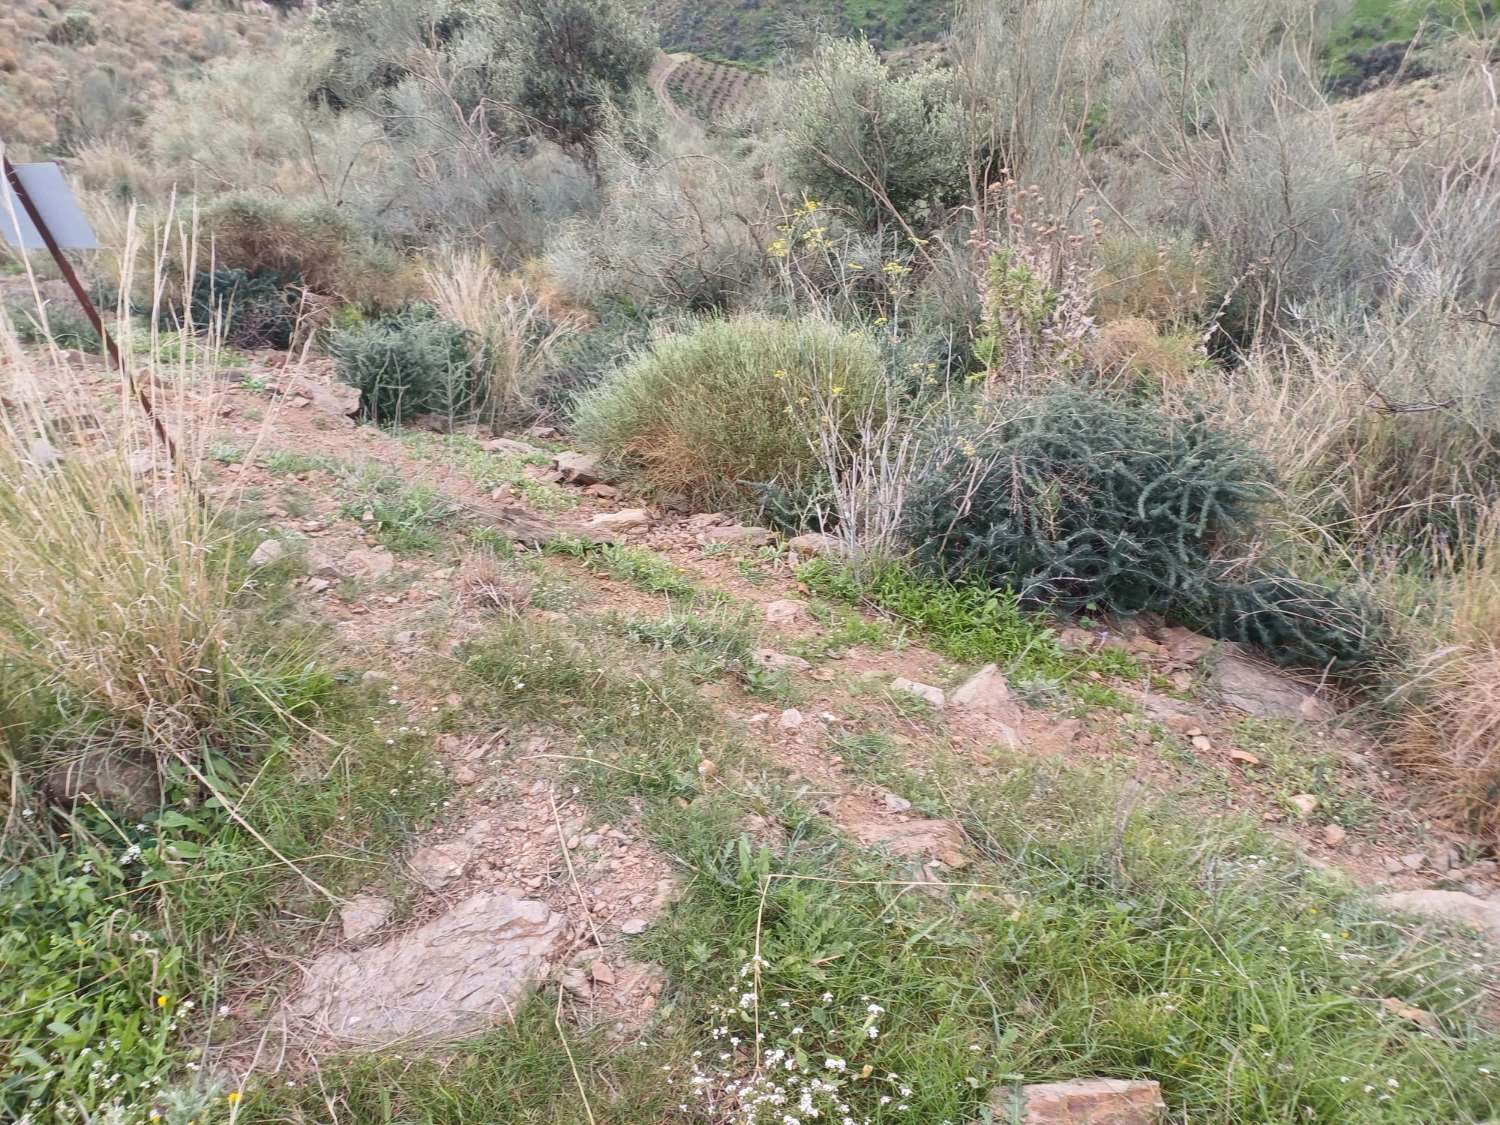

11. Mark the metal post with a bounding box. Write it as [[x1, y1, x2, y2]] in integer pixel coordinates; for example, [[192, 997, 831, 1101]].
[[2, 153, 180, 466]]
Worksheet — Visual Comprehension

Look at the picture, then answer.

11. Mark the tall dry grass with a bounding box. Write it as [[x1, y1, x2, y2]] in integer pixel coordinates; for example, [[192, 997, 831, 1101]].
[[1389, 504, 1500, 839], [0, 210, 250, 777], [423, 248, 584, 423], [1176, 310, 1500, 838]]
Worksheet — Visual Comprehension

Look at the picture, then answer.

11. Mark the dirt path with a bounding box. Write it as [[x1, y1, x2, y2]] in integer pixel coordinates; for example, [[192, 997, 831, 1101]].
[[189, 354, 1500, 1069]]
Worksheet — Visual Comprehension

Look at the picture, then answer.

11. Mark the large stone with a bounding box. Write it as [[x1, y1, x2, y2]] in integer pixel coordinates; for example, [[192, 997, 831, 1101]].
[[307, 550, 345, 579], [950, 665, 1013, 714], [586, 508, 651, 533], [787, 532, 845, 558], [764, 599, 805, 626], [1156, 626, 1214, 666], [339, 894, 394, 943], [1213, 643, 1335, 721], [343, 546, 396, 580], [989, 1078, 1166, 1124], [249, 539, 286, 568], [40, 751, 160, 820], [288, 892, 564, 1043], [309, 381, 361, 419], [754, 649, 812, 673], [554, 451, 603, 486], [891, 677, 946, 709], [409, 840, 472, 890], [1377, 890, 1500, 943]]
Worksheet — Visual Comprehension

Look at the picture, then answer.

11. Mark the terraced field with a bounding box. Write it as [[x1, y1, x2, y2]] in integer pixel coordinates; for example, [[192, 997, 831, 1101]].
[[650, 0, 951, 61], [660, 53, 768, 124]]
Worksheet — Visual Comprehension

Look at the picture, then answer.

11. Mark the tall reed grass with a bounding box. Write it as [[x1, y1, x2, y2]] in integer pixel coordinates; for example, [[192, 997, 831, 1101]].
[[0, 209, 262, 793]]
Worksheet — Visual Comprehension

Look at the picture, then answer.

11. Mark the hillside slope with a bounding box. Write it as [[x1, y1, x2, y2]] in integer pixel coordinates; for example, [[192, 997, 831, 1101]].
[[650, 0, 952, 61], [0, 0, 286, 157]]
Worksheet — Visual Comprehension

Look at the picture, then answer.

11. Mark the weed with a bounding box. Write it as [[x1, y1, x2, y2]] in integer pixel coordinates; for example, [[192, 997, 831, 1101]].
[[259, 450, 344, 475], [254, 1002, 681, 1123], [339, 467, 460, 553], [797, 602, 904, 659], [573, 313, 894, 509], [610, 608, 756, 683], [799, 558, 1134, 683], [400, 432, 576, 511], [545, 540, 702, 600], [443, 608, 1500, 1124]]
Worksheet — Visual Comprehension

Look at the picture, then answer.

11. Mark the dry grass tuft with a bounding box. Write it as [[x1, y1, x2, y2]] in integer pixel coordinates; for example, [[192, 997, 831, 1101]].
[[1390, 504, 1500, 839], [0, 215, 253, 775], [423, 248, 586, 422], [1089, 317, 1206, 388], [459, 550, 535, 618]]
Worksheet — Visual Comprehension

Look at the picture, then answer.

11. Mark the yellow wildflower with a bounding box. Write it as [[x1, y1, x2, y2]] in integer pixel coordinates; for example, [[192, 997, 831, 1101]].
[[227, 1091, 242, 1105], [156, 994, 169, 1008]]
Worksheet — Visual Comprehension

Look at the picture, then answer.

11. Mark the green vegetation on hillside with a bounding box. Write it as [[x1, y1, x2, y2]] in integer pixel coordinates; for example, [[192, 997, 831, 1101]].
[[652, 0, 951, 61], [9, 0, 1500, 1119]]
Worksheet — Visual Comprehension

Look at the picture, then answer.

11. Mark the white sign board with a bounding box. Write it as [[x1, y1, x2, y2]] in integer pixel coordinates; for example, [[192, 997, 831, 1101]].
[[1, 162, 100, 251]]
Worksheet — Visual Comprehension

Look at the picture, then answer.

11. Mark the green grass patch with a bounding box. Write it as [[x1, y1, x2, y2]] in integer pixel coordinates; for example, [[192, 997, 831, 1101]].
[[3, 689, 444, 1121], [797, 559, 1140, 683], [545, 538, 702, 600], [278, 603, 1500, 1122], [339, 466, 461, 553], [3, 554, 445, 1121], [607, 606, 756, 683], [400, 432, 576, 511], [248, 1002, 684, 1123], [259, 449, 346, 475], [1324, 0, 1497, 74], [479, 612, 1500, 1120]]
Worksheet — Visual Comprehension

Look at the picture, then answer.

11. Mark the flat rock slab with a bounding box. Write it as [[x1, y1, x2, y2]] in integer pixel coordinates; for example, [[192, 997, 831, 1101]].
[[290, 377, 361, 419], [990, 1078, 1166, 1123], [586, 508, 651, 532], [891, 677, 946, 709], [288, 892, 565, 1044], [1213, 643, 1335, 721], [553, 451, 603, 485], [1377, 890, 1500, 943]]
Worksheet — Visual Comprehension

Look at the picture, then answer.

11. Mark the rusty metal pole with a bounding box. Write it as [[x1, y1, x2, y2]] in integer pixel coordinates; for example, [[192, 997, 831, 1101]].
[[2, 152, 181, 465]]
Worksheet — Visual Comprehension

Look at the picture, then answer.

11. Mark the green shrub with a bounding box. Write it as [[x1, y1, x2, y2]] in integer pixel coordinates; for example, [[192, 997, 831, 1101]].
[[572, 313, 894, 508], [2, 299, 101, 352], [1194, 566, 1390, 680], [331, 309, 479, 424], [190, 266, 300, 348], [780, 38, 965, 228], [46, 10, 97, 46], [531, 304, 654, 420], [906, 390, 1271, 616], [201, 193, 411, 311]]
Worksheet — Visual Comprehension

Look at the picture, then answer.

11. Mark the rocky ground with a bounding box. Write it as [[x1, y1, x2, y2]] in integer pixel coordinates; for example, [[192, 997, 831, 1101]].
[[18, 345, 1500, 1121]]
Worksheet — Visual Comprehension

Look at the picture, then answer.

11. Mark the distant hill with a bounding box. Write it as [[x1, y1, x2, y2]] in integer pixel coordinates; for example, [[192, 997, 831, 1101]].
[[649, 0, 953, 62], [0, 1, 289, 158]]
